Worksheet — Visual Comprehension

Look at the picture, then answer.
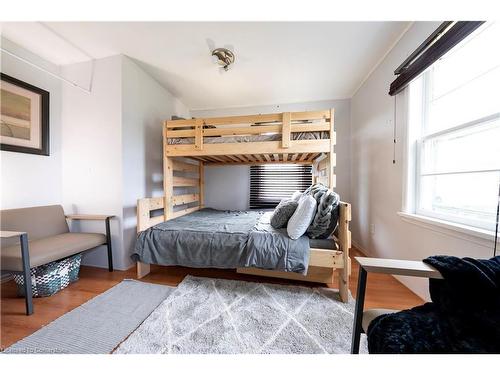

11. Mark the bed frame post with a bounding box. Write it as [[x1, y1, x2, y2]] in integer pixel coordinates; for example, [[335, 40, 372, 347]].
[[327, 108, 349, 302], [328, 108, 336, 190], [164, 157, 174, 220], [199, 161, 205, 208], [338, 202, 351, 302], [164, 121, 174, 221], [137, 198, 151, 278]]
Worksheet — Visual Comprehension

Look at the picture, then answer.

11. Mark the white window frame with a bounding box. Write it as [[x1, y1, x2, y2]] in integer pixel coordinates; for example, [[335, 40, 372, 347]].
[[413, 69, 500, 230], [400, 74, 499, 245]]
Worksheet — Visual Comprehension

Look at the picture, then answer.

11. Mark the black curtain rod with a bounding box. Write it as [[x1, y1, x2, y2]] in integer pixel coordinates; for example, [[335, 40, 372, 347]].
[[394, 21, 453, 75], [389, 21, 485, 96]]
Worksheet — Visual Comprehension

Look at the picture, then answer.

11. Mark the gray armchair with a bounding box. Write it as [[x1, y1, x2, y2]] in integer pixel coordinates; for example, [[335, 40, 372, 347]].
[[1, 205, 114, 315]]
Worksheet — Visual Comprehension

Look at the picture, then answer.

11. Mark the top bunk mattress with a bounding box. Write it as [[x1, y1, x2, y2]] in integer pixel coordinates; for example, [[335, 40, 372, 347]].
[[167, 131, 329, 145]]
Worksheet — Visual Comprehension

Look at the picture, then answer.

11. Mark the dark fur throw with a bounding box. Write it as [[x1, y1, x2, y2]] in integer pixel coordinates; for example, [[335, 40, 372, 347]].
[[367, 255, 500, 353]]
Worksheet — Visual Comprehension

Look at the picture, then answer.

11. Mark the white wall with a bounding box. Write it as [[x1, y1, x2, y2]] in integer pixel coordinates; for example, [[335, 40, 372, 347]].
[[204, 165, 250, 210], [2, 46, 189, 271], [192, 99, 351, 210], [61, 55, 190, 270], [121, 56, 190, 267], [350, 22, 495, 300], [1, 38, 63, 209], [61, 55, 124, 269]]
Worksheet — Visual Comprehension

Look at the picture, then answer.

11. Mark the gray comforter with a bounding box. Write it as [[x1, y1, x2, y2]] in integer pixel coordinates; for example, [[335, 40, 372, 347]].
[[132, 208, 310, 274]]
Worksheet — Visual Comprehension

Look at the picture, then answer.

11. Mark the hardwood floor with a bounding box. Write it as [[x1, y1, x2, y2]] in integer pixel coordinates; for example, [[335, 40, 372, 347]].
[[0, 247, 423, 350]]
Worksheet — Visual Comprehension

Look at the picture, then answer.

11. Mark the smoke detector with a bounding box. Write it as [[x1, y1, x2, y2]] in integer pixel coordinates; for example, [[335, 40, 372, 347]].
[[211, 47, 235, 71]]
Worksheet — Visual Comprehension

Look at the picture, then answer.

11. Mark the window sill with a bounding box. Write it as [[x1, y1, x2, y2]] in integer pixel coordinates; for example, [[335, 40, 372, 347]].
[[397, 212, 497, 248]]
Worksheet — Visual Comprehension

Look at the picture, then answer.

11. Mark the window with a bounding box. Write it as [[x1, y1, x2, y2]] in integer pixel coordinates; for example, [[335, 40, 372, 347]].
[[249, 164, 312, 209], [407, 22, 500, 232]]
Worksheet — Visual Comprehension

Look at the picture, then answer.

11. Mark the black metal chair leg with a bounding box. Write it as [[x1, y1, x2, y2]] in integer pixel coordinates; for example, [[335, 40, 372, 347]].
[[105, 217, 113, 272], [20, 233, 33, 315], [351, 266, 367, 354]]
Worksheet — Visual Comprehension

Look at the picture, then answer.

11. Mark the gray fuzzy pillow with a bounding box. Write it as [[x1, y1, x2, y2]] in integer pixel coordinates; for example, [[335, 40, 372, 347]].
[[306, 184, 340, 239], [270, 199, 299, 229]]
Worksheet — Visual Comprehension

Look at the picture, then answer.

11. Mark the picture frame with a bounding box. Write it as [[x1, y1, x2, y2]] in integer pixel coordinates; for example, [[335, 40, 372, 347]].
[[0, 73, 50, 156]]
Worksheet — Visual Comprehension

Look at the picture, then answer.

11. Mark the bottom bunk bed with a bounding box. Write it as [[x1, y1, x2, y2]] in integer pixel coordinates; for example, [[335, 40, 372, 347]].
[[135, 198, 352, 302]]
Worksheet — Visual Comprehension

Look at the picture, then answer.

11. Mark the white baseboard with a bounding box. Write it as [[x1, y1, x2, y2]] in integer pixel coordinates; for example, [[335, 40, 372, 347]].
[[352, 240, 371, 256]]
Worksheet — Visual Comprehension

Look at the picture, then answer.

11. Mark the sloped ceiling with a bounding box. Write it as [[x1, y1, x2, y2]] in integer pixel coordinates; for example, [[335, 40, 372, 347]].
[[1, 22, 410, 109]]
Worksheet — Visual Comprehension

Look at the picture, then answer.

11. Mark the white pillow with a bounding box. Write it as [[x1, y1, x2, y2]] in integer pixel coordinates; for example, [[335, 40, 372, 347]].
[[290, 190, 302, 202], [287, 195, 317, 240]]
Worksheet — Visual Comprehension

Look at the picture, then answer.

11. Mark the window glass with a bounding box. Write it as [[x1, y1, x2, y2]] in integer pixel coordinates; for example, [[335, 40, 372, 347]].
[[409, 22, 500, 232]]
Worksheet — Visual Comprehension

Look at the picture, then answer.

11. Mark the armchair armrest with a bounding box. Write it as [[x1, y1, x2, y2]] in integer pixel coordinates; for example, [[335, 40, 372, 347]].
[[0, 230, 26, 238], [65, 214, 115, 272], [65, 214, 115, 221], [356, 256, 443, 279]]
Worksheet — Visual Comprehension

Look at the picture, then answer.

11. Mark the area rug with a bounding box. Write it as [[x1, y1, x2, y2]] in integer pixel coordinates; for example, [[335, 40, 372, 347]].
[[114, 275, 368, 354], [4, 279, 173, 354]]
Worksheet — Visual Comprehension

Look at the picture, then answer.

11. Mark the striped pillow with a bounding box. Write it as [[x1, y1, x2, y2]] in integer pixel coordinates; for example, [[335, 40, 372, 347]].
[[305, 184, 340, 239]]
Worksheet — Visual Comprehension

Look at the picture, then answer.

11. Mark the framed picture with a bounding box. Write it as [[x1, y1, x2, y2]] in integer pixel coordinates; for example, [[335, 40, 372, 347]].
[[1, 73, 49, 155]]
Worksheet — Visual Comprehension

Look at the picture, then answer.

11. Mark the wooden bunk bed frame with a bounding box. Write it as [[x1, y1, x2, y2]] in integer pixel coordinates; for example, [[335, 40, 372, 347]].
[[136, 109, 352, 302]]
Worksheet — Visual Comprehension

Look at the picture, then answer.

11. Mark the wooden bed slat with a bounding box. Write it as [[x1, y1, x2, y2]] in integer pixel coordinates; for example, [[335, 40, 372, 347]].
[[172, 194, 199, 206], [237, 266, 334, 284], [309, 249, 343, 268], [166, 139, 331, 157], [172, 159, 199, 173], [171, 206, 200, 219], [209, 155, 226, 163], [165, 110, 330, 129], [198, 157, 214, 163], [207, 160, 314, 166], [307, 153, 319, 162], [290, 110, 331, 121], [173, 176, 199, 187], [149, 215, 165, 227], [166, 122, 331, 138]]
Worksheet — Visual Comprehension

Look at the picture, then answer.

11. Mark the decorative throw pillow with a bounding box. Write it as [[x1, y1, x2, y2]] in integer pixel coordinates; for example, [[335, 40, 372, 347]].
[[303, 182, 327, 197], [291, 190, 302, 202], [270, 199, 299, 229], [306, 184, 340, 239], [287, 195, 317, 240]]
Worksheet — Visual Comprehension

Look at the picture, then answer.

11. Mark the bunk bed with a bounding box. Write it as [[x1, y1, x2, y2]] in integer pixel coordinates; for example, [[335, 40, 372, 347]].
[[136, 109, 352, 302]]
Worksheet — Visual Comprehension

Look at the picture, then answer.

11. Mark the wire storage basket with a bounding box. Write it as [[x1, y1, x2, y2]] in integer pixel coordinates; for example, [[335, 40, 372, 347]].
[[13, 253, 82, 297]]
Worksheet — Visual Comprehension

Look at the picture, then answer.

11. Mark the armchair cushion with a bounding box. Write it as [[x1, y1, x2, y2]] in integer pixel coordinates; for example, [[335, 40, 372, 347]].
[[1, 232, 106, 271], [362, 309, 396, 332]]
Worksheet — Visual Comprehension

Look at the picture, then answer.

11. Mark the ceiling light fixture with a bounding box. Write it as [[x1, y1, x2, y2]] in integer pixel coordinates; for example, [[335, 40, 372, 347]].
[[211, 47, 235, 71]]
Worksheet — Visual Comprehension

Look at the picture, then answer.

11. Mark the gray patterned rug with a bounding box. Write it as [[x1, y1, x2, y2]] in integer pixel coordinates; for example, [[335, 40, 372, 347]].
[[115, 275, 368, 354]]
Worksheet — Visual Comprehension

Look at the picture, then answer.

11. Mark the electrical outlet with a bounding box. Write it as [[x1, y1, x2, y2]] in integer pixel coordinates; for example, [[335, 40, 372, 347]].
[[370, 223, 375, 235]]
